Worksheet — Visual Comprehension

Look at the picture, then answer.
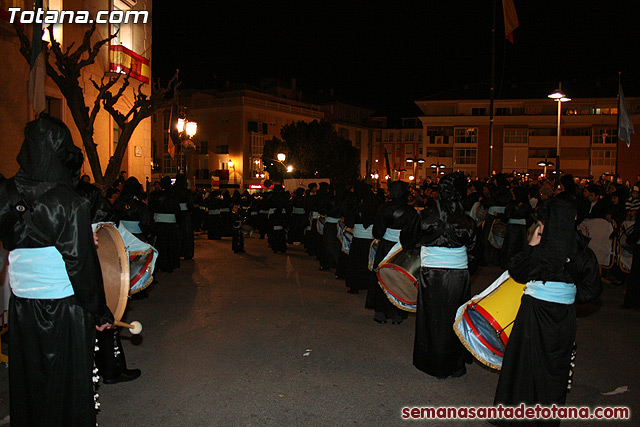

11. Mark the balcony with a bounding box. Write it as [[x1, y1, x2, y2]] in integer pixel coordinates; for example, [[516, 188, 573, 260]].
[[109, 44, 150, 84]]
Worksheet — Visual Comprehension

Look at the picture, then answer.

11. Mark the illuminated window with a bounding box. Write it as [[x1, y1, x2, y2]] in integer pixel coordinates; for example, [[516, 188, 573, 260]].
[[504, 128, 528, 144], [454, 128, 477, 145]]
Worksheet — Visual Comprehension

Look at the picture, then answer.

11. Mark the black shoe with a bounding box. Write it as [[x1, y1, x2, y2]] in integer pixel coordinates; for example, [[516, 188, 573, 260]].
[[373, 317, 387, 324], [319, 266, 330, 271], [346, 289, 359, 294], [391, 316, 404, 325], [102, 368, 141, 384]]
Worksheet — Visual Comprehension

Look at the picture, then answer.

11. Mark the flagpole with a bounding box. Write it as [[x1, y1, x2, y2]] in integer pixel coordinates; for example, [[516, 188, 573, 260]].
[[615, 71, 621, 176], [488, 0, 496, 178]]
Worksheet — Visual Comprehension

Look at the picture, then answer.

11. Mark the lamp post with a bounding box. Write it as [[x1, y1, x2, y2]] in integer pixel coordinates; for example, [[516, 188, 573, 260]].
[[431, 162, 445, 178], [536, 159, 554, 177], [548, 86, 570, 177], [174, 115, 198, 177], [406, 157, 425, 188], [227, 159, 235, 184]]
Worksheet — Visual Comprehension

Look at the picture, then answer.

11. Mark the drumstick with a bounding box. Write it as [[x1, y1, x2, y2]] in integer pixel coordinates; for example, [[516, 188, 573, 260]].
[[114, 320, 143, 335]]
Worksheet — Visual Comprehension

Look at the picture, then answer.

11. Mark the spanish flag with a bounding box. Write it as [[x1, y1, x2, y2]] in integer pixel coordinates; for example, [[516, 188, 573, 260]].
[[109, 45, 151, 84], [502, 0, 519, 43]]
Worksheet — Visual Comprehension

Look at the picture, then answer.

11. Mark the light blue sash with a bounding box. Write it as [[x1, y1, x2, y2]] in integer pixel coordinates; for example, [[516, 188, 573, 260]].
[[421, 246, 468, 269], [259, 210, 269, 214], [311, 212, 320, 219], [524, 280, 576, 304], [325, 216, 340, 224], [219, 208, 230, 213], [269, 208, 276, 215], [200, 206, 208, 211], [293, 207, 305, 215], [209, 209, 220, 215], [507, 218, 526, 225], [353, 224, 373, 239], [383, 228, 401, 242], [154, 213, 176, 223], [120, 220, 142, 234], [251, 211, 258, 216], [9, 247, 74, 299], [273, 225, 284, 231], [179, 203, 188, 211], [488, 206, 506, 216]]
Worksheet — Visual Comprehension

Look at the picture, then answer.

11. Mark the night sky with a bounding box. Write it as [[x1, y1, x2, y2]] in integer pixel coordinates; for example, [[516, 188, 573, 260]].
[[152, 1, 640, 112]]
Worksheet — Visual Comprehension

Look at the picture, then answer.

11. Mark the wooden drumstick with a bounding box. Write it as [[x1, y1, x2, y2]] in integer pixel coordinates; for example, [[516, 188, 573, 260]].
[[114, 320, 143, 335]]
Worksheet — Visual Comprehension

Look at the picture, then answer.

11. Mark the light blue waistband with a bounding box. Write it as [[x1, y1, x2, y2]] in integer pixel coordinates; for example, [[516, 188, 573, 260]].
[[353, 224, 373, 239], [293, 207, 305, 215], [259, 210, 269, 214], [273, 225, 284, 231], [9, 247, 74, 299], [219, 208, 230, 213], [269, 208, 276, 214], [251, 211, 258, 216], [524, 280, 576, 304], [179, 203, 188, 211], [383, 228, 401, 242], [120, 220, 142, 234], [311, 212, 320, 219], [488, 206, 506, 215], [200, 206, 208, 210], [154, 213, 176, 223], [421, 246, 468, 269], [508, 218, 526, 225], [209, 209, 220, 215], [325, 216, 340, 224]]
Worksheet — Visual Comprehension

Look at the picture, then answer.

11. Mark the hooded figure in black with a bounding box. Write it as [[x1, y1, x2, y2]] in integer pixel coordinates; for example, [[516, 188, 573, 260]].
[[149, 176, 180, 272], [113, 176, 152, 241], [493, 198, 601, 427], [403, 172, 476, 378], [345, 183, 379, 293], [174, 173, 195, 259], [0, 116, 113, 426], [367, 180, 419, 324]]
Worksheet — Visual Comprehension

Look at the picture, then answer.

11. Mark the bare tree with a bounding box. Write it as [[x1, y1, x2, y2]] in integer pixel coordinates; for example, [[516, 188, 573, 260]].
[[15, 23, 179, 185]]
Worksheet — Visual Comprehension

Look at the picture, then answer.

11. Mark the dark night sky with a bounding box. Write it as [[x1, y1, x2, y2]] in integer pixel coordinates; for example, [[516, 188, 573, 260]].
[[152, 1, 640, 112]]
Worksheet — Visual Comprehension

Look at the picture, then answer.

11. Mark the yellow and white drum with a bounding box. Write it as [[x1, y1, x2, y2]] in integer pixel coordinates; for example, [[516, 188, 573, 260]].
[[454, 271, 525, 370]]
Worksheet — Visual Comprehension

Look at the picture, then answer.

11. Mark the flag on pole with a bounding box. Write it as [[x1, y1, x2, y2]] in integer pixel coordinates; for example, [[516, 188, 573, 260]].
[[28, 0, 46, 115], [502, 0, 519, 43], [618, 82, 635, 148]]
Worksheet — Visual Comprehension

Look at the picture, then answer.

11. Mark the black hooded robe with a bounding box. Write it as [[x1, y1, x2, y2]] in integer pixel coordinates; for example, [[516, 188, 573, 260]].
[[403, 174, 476, 378], [0, 117, 113, 427], [493, 200, 602, 427]]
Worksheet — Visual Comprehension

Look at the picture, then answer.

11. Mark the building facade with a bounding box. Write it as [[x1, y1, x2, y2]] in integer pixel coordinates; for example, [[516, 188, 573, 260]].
[[0, 0, 152, 184], [411, 96, 639, 183]]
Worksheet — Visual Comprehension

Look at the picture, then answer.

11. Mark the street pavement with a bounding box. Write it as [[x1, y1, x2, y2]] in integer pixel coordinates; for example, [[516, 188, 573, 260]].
[[0, 233, 638, 426]]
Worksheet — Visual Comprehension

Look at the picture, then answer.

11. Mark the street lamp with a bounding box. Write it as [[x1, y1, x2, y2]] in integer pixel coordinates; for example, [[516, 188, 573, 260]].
[[536, 159, 554, 177], [548, 86, 571, 176], [431, 162, 445, 176], [406, 157, 425, 187]]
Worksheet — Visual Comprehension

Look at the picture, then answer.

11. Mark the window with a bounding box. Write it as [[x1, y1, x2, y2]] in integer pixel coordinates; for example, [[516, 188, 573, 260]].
[[496, 107, 509, 116], [592, 149, 616, 166], [593, 128, 617, 144], [388, 132, 394, 142], [472, 108, 486, 116], [454, 128, 477, 145], [163, 153, 179, 175], [216, 144, 229, 155], [504, 128, 528, 144], [250, 133, 265, 157], [198, 140, 208, 155], [564, 128, 590, 136], [454, 148, 476, 165]]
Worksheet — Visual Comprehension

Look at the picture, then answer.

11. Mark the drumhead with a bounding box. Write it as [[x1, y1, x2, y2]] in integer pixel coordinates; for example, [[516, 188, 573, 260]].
[[464, 307, 506, 356], [95, 223, 130, 323], [376, 266, 418, 309]]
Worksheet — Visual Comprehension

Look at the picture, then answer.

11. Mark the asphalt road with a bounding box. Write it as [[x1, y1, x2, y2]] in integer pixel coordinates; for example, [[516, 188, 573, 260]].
[[0, 233, 638, 426]]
